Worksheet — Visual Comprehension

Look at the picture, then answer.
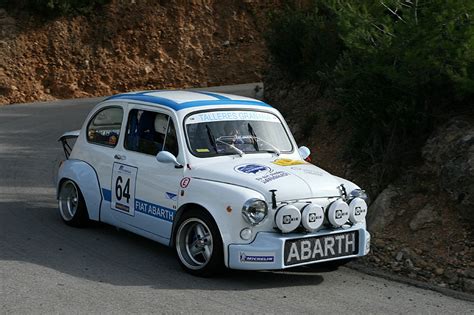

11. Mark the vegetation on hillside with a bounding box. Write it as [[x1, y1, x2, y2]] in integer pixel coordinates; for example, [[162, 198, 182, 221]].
[[0, 0, 109, 17], [267, 0, 474, 190]]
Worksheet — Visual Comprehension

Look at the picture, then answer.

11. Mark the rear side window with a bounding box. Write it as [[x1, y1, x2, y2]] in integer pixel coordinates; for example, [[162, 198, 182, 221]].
[[87, 107, 123, 147], [125, 109, 179, 157]]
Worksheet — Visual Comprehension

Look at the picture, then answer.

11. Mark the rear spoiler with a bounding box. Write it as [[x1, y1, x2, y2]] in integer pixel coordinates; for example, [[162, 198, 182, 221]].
[[58, 130, 80, 159]]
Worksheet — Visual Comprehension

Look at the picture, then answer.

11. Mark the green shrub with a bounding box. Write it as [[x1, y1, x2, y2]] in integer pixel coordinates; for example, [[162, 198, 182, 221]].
[[329, 0, 474, 188], [265, 1, 343, 80], [267, 0, 474, 190], [0, 0, 109, 17]]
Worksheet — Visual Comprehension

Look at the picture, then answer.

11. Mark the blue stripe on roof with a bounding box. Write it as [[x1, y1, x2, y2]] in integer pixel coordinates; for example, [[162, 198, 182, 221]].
[[106, 94, 180, 109], [105, 94, 270, 110], [190, 91, 230, 100], [180, 99, 271, 108]]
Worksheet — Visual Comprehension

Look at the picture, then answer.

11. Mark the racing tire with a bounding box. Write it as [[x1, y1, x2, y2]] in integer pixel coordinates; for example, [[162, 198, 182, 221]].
[[174, 209, 224, 277], [58, 179, 89, 227]]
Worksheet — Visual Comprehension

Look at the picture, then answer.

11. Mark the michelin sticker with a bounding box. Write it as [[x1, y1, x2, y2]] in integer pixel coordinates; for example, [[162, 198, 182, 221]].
[[111, 163, 138, 216], [240, 252, 275, 263]]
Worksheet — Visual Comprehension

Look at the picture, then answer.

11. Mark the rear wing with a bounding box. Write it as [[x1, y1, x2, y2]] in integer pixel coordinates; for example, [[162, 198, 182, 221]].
[[58, 130, 80, 159]]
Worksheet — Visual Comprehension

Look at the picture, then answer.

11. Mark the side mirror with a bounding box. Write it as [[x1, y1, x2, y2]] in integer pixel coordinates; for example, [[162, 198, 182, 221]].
[[156, 151, 183, 168], [298, 146, 311, 160]]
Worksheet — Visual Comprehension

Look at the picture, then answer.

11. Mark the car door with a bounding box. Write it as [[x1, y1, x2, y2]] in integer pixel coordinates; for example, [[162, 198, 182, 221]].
[[81, 104, 127, 218], [109, 105, 183, 242]]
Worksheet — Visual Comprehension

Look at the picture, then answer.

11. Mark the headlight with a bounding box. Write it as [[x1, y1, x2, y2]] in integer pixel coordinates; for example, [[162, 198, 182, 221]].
[[349, 189, 370, 205], [242, 199, 268, 225]]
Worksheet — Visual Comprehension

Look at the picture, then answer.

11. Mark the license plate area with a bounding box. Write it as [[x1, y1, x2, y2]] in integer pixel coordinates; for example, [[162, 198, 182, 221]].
[[284, 231, 359, 266]]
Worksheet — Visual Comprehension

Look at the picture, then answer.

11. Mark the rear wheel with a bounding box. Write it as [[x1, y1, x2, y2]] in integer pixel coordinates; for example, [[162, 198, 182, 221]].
[[174, 209, 224, 277], [58, 179, 89, 227]]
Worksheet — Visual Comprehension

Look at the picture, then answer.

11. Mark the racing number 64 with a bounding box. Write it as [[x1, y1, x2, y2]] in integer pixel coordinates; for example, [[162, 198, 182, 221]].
[[115, 176, 131, 203], [111, 163, 137, 215]]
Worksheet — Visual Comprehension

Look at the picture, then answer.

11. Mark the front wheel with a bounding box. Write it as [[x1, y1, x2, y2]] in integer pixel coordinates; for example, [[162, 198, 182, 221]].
[[174, 209, 224, 277], [58, 179, 89, 227]]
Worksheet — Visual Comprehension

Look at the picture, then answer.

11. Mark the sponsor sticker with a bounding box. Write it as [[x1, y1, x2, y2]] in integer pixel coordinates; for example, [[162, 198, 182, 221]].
[[111, 163, 138, 216], [180, 177, 191, 188], [240, 252, 275, 263], [165, 192, 178, 201], [290, 166, 324, 176], [256, 170, 290, 184], [135, 199, 175, 222], [186, 111, 280, 124], [272, 159, 307, 166], [234, 164, 271, 175], [196, 148, 210, 153]]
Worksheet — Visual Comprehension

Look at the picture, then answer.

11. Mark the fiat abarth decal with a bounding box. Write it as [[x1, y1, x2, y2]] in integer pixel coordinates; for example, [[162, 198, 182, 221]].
[[57, 90, 370, 276]]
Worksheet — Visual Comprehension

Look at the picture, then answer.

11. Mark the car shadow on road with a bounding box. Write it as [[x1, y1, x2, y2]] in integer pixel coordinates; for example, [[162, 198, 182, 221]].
[[0, 199, 329, 291]]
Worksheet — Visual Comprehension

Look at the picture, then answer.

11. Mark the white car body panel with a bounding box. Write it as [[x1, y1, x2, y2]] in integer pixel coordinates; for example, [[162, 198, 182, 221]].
[[57, 159, 102, 221], [57, 90, 370, 270]]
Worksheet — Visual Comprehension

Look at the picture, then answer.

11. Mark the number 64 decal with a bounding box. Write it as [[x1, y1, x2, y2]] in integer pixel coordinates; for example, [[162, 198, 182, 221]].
[[115, 176, 131, 203], [111, 163, 138, 215]]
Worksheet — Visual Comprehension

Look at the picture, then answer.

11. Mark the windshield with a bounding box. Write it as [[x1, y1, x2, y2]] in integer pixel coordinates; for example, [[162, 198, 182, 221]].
[[185, 110, 293, 157]]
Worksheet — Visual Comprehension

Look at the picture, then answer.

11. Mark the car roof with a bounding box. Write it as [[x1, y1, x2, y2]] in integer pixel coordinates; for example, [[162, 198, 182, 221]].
[[105, 90, 271, 111]]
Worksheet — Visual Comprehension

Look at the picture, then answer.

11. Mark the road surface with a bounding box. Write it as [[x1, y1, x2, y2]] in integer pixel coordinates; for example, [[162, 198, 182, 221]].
[[0, 94, 473, 314]]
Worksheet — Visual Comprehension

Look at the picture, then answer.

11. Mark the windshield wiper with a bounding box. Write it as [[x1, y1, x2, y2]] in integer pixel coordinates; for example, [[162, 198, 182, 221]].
[[247, 123, 259, 151], [215, 138, 244, 157], [242, 135, 281, 156], [206, 124, 217, 153]]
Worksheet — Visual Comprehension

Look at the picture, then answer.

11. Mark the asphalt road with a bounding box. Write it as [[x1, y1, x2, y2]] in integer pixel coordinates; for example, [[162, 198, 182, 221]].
[[1, 96, 473, 314]]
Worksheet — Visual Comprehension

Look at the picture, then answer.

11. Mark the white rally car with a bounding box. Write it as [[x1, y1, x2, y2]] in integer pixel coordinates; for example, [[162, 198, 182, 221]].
[[57, 90, 371, 276]]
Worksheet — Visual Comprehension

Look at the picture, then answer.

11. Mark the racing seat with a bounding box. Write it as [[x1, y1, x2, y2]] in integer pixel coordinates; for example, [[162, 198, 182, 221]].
[[125, 113, 139, 151]]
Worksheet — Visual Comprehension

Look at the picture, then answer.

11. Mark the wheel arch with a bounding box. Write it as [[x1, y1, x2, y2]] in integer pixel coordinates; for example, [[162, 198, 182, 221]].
[[170, 202, 223, 248], [57, 159, 102, 221]]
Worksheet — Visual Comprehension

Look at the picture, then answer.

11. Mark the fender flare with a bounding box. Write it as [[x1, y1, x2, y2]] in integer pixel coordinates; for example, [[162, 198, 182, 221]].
[[57, 159, 102, 221], [172, 179, 267, 267], [170, 202, 220, 247]]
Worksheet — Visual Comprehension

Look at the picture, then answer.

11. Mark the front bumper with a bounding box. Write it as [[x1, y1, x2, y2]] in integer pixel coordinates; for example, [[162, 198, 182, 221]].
[[228, 226, 370, 270]]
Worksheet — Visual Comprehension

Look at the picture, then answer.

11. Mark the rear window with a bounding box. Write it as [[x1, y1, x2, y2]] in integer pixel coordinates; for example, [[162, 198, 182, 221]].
[[87, 107, 123, 147]]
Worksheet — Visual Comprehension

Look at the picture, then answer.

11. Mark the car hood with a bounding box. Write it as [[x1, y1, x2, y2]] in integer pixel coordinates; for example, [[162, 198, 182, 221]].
[[190, 157, 342, 201]]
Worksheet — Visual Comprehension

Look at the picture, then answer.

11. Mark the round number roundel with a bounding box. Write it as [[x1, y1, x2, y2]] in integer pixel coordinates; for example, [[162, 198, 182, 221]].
[[180, 177, 191, 188]]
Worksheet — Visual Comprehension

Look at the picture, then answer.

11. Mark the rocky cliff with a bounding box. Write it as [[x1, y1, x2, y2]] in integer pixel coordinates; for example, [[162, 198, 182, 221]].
[[0, 0, 278, 105]]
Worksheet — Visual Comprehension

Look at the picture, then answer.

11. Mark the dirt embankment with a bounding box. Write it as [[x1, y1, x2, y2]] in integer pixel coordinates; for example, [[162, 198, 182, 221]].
[[0, 0, 279, 105]]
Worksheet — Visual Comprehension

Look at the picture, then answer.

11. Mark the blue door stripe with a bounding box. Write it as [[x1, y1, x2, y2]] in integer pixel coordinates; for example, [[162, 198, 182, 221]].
[[102, 188, 111, 202], [101, 189, 175, 222]]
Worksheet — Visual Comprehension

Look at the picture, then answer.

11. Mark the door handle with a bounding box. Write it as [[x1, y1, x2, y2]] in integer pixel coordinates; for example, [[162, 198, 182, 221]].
[[114, 154, 126, 160]]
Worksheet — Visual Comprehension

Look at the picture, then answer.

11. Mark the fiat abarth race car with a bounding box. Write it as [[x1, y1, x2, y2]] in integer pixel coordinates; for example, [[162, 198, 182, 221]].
[[57, 90, 371, 276]]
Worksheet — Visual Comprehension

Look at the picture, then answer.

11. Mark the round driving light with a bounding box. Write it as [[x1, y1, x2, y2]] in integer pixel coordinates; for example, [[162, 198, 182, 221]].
[[275, 205, 301, 233], [349, 197, 367, 223], [301, 204, 325, 231], [349, 189, 370, 205], [327, 199, 350, 227], [242, 199, 268, 225], [240, 228, 252, 240]]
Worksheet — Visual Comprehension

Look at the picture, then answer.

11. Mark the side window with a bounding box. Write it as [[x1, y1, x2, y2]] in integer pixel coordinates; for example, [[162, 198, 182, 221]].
[[87, 107, 123, 147], [125, 109, 179, 156]]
